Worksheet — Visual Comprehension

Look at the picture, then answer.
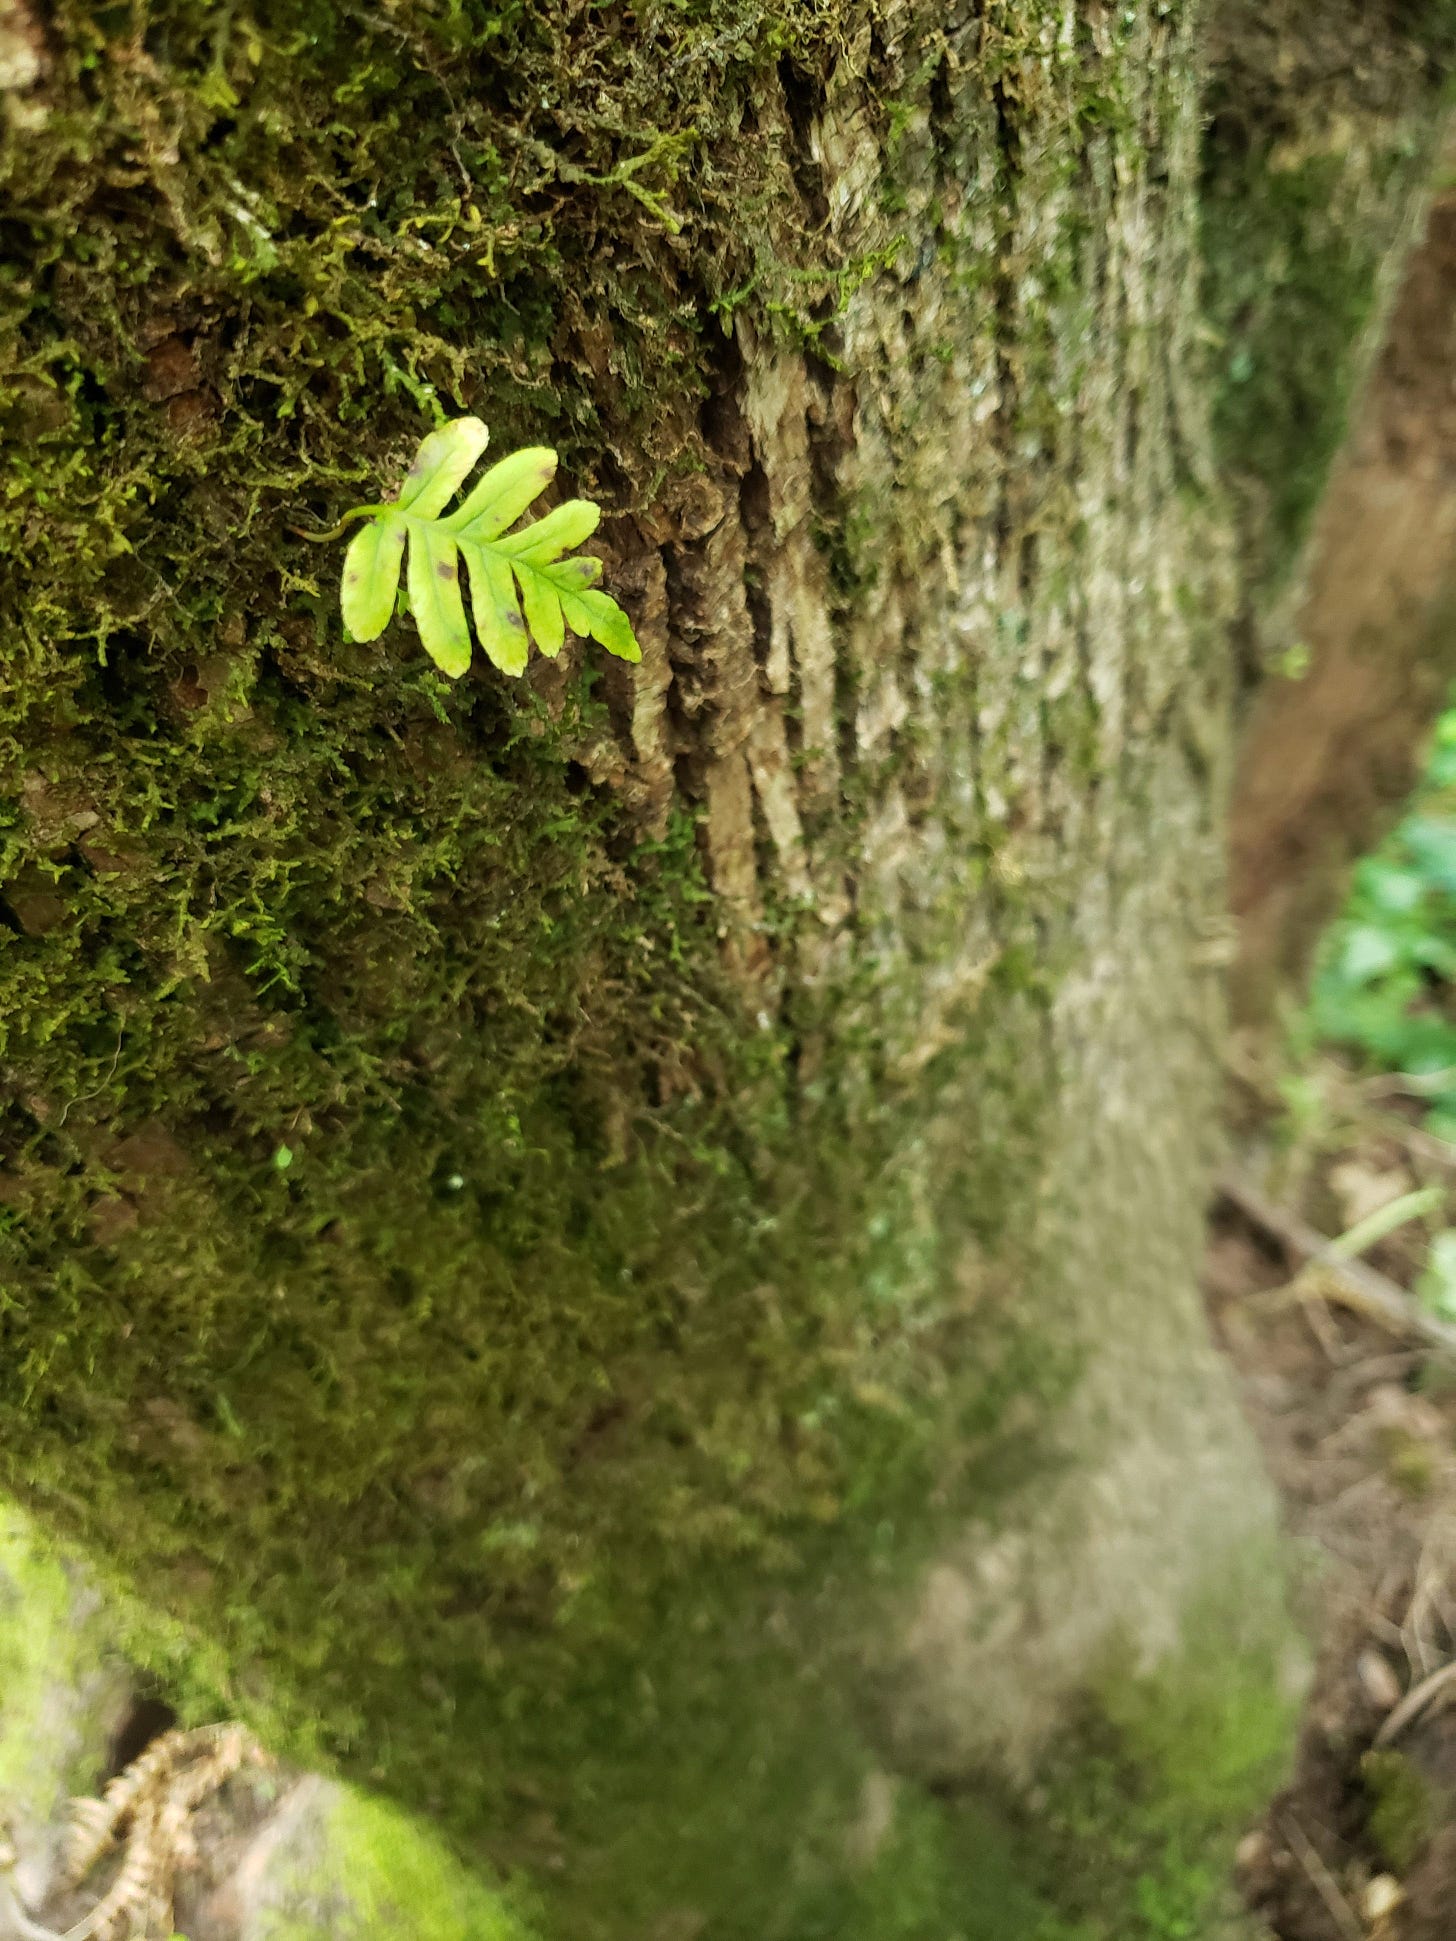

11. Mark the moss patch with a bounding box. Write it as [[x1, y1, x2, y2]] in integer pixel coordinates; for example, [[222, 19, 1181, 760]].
[[0, 0, 969, 1835], [935, 1558, 1300, 1941], [254, 1783, 538, 1941], [0, 0, 1072, 1817], [0, 3, 1296, 1932], [1200, 0, 1456, 594], [1363, 1748, 1438, 1874], [0, 1506, 120, 1809]]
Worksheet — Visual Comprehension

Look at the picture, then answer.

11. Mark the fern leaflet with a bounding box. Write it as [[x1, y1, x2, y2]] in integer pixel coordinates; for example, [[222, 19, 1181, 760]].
[[333, 418, 640, 678]]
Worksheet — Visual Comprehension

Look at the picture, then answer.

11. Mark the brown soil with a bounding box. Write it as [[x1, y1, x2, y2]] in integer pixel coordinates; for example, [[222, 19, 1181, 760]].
[[1208, 1069, 1456, 1940]]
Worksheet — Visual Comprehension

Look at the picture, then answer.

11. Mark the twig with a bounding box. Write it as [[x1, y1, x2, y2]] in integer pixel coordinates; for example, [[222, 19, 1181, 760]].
[[1363, 1066, 1456, 1101], [1280, 1815, 1363, 1941], [1374, 1657, 1456, 1747], [1404, 1522, 1456, 1677], [1218, 1172, 1456, 1356], [1299, 1291, 1353, 1366]]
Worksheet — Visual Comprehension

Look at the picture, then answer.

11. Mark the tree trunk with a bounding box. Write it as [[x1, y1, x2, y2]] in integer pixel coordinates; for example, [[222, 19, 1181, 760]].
[[1230, 151, 1456, 1010], [0, 3, 1448, 1935]]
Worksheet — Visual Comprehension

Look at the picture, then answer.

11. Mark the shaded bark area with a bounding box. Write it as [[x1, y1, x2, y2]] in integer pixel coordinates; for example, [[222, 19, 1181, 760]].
[[1, 1, 1447, 1934], [1201, 0, 1456, 598], [1231, 163, 1456, 1011]]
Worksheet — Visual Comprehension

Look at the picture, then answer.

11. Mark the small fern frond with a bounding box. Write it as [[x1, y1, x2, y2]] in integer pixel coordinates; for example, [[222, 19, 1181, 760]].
[[335, 417, 640, 679]]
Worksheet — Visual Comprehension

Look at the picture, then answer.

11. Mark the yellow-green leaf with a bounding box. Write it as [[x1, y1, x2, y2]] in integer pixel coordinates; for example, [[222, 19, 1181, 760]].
[[560, 587, 641, 663], [341, 520, 406, 641], [461, 544, 530, 676], [332, 419, 633, 678], [407, 524, 471, 677], [549, 556, 603, 589], [394, 417, 490, 519], [495, 500, 600, 561], [447, 447, 558, 542], [513, 564, 566, 658]]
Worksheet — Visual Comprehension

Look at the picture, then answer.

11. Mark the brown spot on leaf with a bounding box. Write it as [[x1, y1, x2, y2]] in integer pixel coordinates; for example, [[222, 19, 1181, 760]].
[[436, 559, 456, 580]]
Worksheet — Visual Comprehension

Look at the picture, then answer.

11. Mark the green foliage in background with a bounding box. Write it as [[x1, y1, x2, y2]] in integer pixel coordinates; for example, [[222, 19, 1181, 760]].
[[331, 418, 639, 677], [1313, 706, 1456, 1138], [1310, 702, 1456, 1320]]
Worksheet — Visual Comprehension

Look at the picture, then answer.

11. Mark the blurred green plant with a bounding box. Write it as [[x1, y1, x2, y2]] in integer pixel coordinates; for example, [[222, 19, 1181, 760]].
[[1417, 1229, 1456, 1322], [1310, 703, 1456, 1320], [1312, 706, 1456, 1141]]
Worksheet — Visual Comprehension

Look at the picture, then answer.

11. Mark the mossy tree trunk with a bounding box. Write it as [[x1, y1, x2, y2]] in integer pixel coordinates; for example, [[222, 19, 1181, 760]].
[[1199, 0, 1456, 1009], [1227, 148, 1456, 1009], [0, 3, 1449, 1936]]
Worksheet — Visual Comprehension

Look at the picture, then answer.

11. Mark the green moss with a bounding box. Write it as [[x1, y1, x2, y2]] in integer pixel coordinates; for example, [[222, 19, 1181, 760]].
[[0, 4, 1294, 1932], [1203, 151, 1389, 578], [489, 1515, 1289, 1940], [0, 1513, 78, 1796], [0, 861, 1062, 1844], [0, 1506, 118, 1806], [1, 0, 924, 1829], [1363, 1749, 1437, 1873], [1200, 2, 1456, 595], [728, 1550, 1294, 1941], [255, 1785, 538, 1941], [1096, 1559, 1300, 1819], [985, 1558, 1299, 1941], [0, 0, 1073, 1778]]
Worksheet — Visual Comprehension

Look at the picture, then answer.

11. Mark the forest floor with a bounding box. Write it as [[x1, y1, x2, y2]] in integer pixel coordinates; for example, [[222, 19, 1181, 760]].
[[1209, 1047, 1456, 1941]]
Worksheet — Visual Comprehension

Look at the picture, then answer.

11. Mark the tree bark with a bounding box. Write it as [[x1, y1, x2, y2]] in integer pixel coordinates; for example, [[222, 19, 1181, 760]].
[[1202, 1, 1456, 1007], [0, 3, 1448, 1935], [1230, 154, 1456, 1010]]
